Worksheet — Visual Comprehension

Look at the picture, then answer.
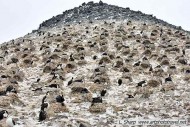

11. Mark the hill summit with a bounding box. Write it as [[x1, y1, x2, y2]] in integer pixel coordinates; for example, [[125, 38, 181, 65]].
[[39, 1, 184, 31]]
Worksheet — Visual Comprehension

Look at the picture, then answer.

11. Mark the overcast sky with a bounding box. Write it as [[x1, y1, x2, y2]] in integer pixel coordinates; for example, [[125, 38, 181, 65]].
[[0, 0, 189, 43]]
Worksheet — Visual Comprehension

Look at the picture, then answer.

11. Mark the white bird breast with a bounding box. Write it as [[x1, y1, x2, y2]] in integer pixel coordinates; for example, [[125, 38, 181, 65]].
[[6, 117, 15, 127]]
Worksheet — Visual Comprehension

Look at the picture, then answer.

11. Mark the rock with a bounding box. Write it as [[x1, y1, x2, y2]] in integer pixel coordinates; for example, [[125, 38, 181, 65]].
[[147, 80, 160, 87], [48, 103, 68, 115], [89, 103, 106, 113]]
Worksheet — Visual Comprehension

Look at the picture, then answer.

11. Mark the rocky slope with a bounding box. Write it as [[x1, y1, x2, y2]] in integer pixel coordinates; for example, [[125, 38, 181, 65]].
[[39, 1, 185, 31], [0, 1, 190, 127]]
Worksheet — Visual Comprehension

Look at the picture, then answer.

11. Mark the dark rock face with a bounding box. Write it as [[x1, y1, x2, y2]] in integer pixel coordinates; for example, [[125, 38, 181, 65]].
[[39, 2, 183, 31]]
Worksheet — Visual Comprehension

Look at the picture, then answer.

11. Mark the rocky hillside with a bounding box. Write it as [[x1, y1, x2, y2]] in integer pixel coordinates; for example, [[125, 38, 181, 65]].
[[39, 1, 185, 31], [0, 1, 190, 127]]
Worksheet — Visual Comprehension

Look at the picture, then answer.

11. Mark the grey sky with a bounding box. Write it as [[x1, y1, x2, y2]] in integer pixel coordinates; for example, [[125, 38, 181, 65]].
[[0, 0, 189, 43]]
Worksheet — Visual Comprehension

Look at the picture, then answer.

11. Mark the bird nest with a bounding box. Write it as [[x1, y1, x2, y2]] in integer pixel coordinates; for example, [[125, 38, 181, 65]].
[[147, 80, 160, 87], [70, 92, 92, 103], [48, 103, 68, 114], [89, 103, 106, 113]]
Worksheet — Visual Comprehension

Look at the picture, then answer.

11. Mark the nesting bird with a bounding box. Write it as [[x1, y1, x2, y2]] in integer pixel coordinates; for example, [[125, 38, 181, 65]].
[[56, 95, 65, 103], [0, 110, 16, 127], [137, 80, 146, 87], [92, 97, 102, 104], [165, 74, 172, 83], [100, 90, 107, 96], [133, 61, 141, 66], [126, 94, 134, 98], [56, 95, 65, 106], [0, 110, 8, 120], [0, 85, 17, 96], [45, 84, 59, 88], [39, 110, 47, 121], [6, 85, 17, 94], [39, 92, 50, 121], [36, 78, 40, 83], [32, 87, 42, 92], [118, 79, 122, 86]]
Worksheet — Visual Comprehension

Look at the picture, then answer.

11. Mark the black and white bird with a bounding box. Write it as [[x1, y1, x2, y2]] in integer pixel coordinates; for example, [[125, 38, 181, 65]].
[[165, 74, 172, 83], [45, 59, 51, 64], [186, 70, 190, 73], [126, 94, 134, 98], [0, 110, 16, 127], [133, 61, 141, 66], [39, 92, 50, 121], [6, 85, 17, 94], [69, 54, 74, 61], [0, 110, 8, 120], [137, 80, 146, 87], [45, 84, 59, 88], [6, 85, 14, 92], [56, 95, 65, 104]]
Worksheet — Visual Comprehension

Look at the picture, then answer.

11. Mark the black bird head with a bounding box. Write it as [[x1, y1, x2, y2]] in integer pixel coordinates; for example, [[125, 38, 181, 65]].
[[100, 90, 107, 96]]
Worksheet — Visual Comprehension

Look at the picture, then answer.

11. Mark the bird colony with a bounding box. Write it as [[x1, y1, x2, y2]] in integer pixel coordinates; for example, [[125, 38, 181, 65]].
[[0, 2, 190, 127]]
